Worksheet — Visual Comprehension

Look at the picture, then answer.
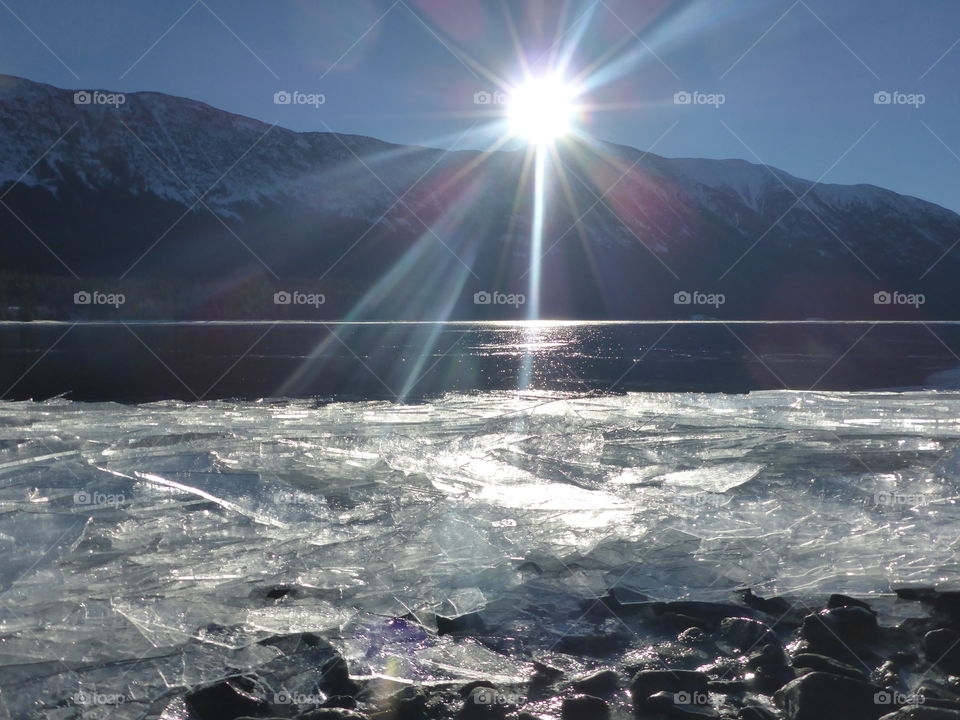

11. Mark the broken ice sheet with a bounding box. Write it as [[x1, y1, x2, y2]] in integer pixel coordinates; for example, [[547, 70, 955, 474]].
[[0, 391, 960, 714]]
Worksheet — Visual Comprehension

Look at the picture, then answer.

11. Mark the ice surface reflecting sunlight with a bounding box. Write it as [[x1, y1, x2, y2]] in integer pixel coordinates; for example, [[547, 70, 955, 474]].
[[1, 390, 960, 716]]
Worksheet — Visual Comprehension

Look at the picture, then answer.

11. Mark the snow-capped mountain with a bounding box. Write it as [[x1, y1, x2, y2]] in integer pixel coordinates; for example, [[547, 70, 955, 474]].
[[2, 74, 958, 319]]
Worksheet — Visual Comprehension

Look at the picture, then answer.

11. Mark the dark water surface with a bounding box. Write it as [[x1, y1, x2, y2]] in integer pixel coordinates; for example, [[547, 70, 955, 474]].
[[2, 321, 959, 401]]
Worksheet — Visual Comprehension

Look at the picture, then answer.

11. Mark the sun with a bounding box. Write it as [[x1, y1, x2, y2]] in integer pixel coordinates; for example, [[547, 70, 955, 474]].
[[507, 76, 578, 145]]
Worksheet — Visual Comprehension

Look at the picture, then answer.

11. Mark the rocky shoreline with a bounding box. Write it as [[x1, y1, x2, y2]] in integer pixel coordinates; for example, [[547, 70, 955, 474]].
[[161, 587, 960, 720]]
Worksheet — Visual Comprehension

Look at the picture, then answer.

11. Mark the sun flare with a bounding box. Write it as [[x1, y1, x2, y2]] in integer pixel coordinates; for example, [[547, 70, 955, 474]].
[[507, 76, 578, 144]]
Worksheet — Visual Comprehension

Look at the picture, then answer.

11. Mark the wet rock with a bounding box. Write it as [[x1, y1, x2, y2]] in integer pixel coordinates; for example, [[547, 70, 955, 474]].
[[925, 630, 960, 674], [737, 589, 803, 626], [532, 661, 564, 683], [298, 711, 370, 720], [791, 653, 868, 680], [571, 670, 619, 697], [437, 612, 486, 636], [642, 690, 719, 718], [872, 660, 901, 687], [827, 594, 876, 614], [185, 675, 271, 720], [708, 679, 746, 695], [878, 709, 960, 719], [459, 681, 498, 699], [721, 617, 779, 653], [630, 669, 709, 707], [554, 633, 629, 657], [457, 687, 511, 720], [801, 607, 879, 663], [679, 627, 708, 644], [774, 671, 885, 720], [657, 601, 756, 630], [738, 706, 780, 720], [561, 694, 611, 720]]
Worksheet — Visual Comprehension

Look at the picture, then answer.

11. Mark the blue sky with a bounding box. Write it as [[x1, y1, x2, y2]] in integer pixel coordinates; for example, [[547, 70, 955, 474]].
[[2, 0, 959, 211]]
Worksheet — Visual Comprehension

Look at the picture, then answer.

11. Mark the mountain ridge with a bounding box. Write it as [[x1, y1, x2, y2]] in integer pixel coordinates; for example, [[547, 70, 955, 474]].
[[1, 73, 958, 320]]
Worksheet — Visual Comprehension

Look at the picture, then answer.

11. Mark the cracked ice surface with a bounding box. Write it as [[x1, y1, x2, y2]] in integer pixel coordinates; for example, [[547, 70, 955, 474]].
[[1, 390, 959, 716]]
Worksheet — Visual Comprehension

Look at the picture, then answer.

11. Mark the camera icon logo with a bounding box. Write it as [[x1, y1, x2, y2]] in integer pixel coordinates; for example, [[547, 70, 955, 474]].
[[274, 291, 292, 305], [274, 91, 292, 105], [474, 690, 492, 704], [874, 91, 892, 105], [474, 291, 492, 305], [73, 490, 91, 505], [674, 91, 692, 105], [873, 291, 892, 305], [674, 290, 692, 305], [474, 90, 492, 105], [74, 91, 92, 105], [74, 291, 92, 305]]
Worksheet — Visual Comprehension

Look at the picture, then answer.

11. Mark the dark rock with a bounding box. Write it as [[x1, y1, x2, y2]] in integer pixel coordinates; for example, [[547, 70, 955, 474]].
[[532, 661, 564, 682], [873, 660, 901, 687], [878, 709, 960, 719], [560, 694, 610, 720], [457, 687, 511, 720], [297, 711, 369, 720], [554, 633, 628, 657], [774, 671, 885, 720], [801, 607, 879, 663], [459, 681, 497, 699], [925, 630, 960, 675], [658, 601, 755, 629], [739, 706, 780, 720], [322, 696, 358, 709], [642, 690, 719, 718], [892, 652, 918, 667], [747, 642, 790, 672], [185, 675, 271, 720], [893, 588, 960, 628], [708, 679, 746, 695], [828, 595, 876, 614], [679, 627, 708, 644], [437, 612, 486, 636], [630, 669, 709, 706], [792, 653, 868, 680], [721, 617, 779, 653], [737, 589, 801, 623], [571, 670, 619, 697]]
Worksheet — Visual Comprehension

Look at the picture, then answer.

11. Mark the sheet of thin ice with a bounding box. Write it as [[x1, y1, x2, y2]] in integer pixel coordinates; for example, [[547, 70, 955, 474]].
[[0, 390, 959, 718]]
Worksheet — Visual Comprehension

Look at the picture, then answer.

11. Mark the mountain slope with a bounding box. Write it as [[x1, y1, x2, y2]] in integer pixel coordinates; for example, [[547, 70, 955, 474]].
[[1, 74, 957, 320]]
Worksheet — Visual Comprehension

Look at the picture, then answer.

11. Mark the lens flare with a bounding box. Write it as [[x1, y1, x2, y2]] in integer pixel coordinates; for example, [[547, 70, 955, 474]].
[[507, 76, 578, 144]]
